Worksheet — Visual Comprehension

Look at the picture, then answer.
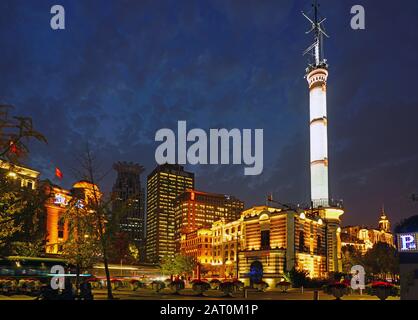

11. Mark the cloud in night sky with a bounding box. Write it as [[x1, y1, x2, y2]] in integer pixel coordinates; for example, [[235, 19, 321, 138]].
[[0, 0, 418, 228]]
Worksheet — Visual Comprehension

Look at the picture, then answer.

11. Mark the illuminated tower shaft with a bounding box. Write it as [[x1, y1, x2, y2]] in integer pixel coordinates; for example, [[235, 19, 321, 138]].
[[307, 68, 329, 207], [303, 1, 343, 273]]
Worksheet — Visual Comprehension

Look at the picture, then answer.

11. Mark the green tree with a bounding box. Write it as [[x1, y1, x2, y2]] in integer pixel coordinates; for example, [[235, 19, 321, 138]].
[[128, 243, 140, 261], [61, 195, 102, 295], [173, 254, 196, 277], [0, 174, 50, 256], [341, 245, 364, 274], [363, 242, 399, 280], [69, 146, 117, 299], [161, 256, 178, 279], [0, 105, 46, 162], [395, 215, 418, 233], [160, 254, 196, 279], [285, 267, 309, 288], [107, 232, 139, 264], [0, 105, 47, 254]]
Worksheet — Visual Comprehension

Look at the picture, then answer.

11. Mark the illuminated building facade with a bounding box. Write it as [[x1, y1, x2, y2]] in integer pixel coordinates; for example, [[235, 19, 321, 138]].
[[210, 218, 243, 277], [180, 228, 213, 265], [180, 206, 338, 286], [174, 190, 243, 249], [341, 208, 394, 254], [238, 206, 328, 287], [180, 218, 243, 278], [146, 164, 194, 263], [112, 162, 146, 260], [45, 185, 71, 254], [45, 181, 101, 254], [0, 160, 39, 189]]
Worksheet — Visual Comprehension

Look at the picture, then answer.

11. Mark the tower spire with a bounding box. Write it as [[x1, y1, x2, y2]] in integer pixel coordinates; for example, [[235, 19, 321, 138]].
[[304, 1, 330, 209], [379, 205, 390, 232], [302, 1, 329, 71]]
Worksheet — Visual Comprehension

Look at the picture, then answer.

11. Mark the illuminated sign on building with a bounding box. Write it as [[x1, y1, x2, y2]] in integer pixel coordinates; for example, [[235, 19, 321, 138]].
[[75, 200, 84, 209], [397, 233, 418, 253], [54, 194, 68, 206]]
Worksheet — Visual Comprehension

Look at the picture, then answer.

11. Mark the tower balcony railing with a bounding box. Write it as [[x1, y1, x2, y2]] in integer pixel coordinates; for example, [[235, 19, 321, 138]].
[[310, 198, 344, 209], [305, 61, 329, 74]]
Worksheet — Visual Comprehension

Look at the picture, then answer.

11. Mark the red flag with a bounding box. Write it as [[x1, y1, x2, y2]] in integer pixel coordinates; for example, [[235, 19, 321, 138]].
[[9, 141, 20, 154], [55, 167, 63, 180]]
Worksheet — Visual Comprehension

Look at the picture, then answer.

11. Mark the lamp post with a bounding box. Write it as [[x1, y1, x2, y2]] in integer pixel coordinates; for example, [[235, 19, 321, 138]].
[[235, 232, 240, 280], [235, 232, 241, 280]]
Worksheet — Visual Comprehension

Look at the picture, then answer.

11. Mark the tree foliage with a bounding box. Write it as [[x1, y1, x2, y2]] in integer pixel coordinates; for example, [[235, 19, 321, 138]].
[[65, 146, 117, 299], [0, 173, 50, 256], [60, 197, 102, 271], [0, 105, 46, 163], [0, 105, 47, 255], [160, 254, 196, 277], [363, 242, 399, 278], [341, 245, 363, 274], [395, 215, 418, 234], [107, 232, 140, 264], [286, 267, 310, 288]]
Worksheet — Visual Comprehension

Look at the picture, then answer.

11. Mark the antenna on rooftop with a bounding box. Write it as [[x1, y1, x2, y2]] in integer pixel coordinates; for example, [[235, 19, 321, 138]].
[[302, 0, 329, 68]]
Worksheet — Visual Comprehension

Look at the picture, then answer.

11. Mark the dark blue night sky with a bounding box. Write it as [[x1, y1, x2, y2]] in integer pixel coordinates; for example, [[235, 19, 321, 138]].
[[1, 0, 417, 228]]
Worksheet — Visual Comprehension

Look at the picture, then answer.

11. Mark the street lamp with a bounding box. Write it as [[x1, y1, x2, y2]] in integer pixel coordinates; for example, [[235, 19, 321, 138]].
[[235, 231, 241, 280]]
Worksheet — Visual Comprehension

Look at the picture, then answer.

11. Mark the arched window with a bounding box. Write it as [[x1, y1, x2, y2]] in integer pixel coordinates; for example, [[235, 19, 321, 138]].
[[317, 235, 322, 254], [261, 230, 270, 250], [299, 231, 305, 252]]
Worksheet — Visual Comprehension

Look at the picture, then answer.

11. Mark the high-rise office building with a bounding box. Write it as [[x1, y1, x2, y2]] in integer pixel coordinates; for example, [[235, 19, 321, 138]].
[[146, 164, 194, 263], [174, 189, 244, 249], [112, 162, 145, 260]]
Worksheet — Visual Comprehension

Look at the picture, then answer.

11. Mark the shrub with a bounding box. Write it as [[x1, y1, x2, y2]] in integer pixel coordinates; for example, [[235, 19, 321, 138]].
[[110, 278, 122, 290], [276, 281, 291, 292], [366, 281, 399, 300], [130, 279, 144, 291], [151, 280, 165, 292], [286, 268, 309, 288], [324, 282, 349, 300], [232, 280, 244, 290], [192, 280, 210, 294], [169, 279, 185, 293], [209, 279, 221, 289], [219, 281, 235, 295], [253, 281, 269, 292]]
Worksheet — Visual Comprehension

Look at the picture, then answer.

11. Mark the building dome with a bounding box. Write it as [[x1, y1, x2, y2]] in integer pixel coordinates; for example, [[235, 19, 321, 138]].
[[378, 206, 391, 233], [72, 180, 101, 203]]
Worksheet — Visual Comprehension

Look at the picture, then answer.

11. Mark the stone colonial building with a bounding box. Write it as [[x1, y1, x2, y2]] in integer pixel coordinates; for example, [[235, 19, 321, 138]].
[[341, 208, 394, 254], [1, 160, 101, 255], [180, 205, 344, 287], [45, 180, 101, 254]]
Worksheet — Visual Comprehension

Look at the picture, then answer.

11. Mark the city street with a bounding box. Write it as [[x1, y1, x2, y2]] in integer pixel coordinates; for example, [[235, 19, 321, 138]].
[[0, 288, 400, 301]]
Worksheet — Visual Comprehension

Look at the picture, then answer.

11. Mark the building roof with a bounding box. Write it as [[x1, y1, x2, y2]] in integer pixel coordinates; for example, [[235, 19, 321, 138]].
[[0, 159, 40, 179]]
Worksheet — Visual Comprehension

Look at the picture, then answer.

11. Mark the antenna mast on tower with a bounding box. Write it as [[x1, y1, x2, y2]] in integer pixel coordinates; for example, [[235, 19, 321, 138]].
[[302, 0, 329, 72]]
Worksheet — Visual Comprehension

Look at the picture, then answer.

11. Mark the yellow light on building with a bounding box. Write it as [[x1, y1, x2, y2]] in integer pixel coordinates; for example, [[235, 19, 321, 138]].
[[7, 172, 17, 178]]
